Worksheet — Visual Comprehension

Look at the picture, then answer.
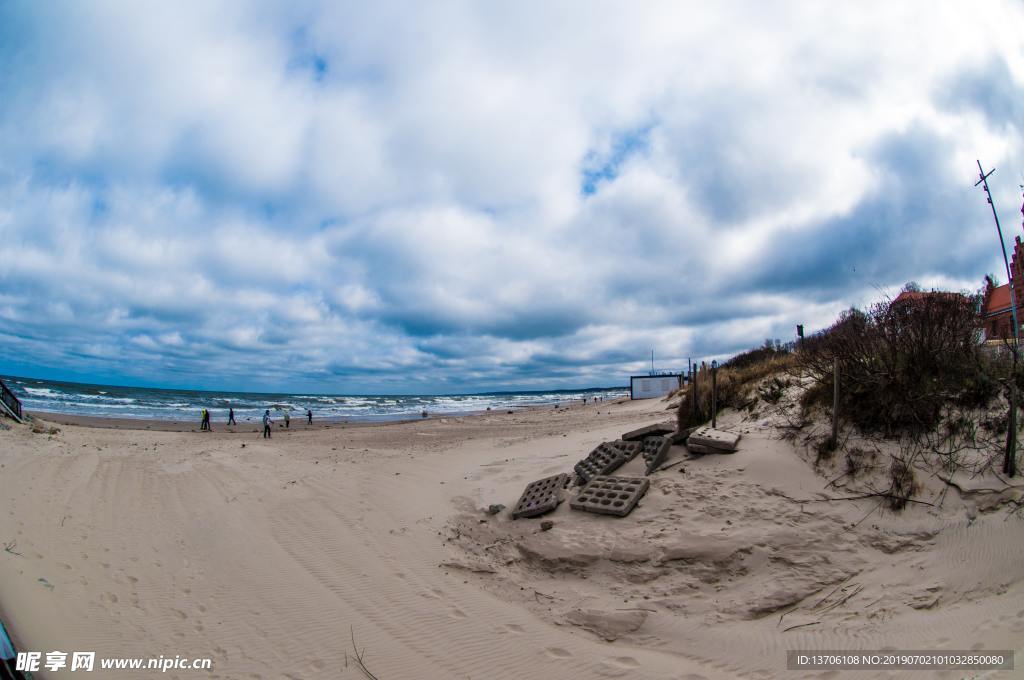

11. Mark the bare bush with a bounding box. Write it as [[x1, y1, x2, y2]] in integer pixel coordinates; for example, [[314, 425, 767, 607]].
[[798, 292, 996, 434], [887, 455, 919, 510]]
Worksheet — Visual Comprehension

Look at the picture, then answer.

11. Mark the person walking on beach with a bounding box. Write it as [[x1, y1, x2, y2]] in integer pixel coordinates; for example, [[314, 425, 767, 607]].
[[262, 410, 272, 438], [227, 407, 236, 426], [306, 408, 313, 425], [200, 408, 211, 431], [283, 410, 291, 429]]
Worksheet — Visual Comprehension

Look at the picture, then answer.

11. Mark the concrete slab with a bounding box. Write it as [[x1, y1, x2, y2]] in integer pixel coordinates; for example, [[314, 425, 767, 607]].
[[640, 435, 672, 474], [668, 426, 698, 444], [574, 443, 630, 485], [685, 441, 734, 455], [609, 439, 642, 460], [687, 426, 741, 452], [621, 422, 676, 441], [511, 473, 571, 519], [570, 476, 650, 517]]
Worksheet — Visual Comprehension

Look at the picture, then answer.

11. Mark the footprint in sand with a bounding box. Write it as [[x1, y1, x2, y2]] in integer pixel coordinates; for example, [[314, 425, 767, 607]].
[[544, 648, 573, 659], [503, 623, 525, 634], [448, 606, 468, 619]]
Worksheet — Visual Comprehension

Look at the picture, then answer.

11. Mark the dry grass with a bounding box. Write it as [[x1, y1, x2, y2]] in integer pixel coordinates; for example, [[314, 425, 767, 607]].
[[677, 353, 796, 429]]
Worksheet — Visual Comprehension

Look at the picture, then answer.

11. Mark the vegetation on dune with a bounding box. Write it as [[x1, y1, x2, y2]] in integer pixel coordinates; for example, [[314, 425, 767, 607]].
[[798, 290, 997, 435], [678, 285, 1022, 509], [675, 340, 796, 431]]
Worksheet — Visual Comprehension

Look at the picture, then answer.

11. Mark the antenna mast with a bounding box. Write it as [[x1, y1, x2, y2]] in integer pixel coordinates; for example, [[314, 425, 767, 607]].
[[976, 159, 1019, 477], [976, 160, 1020, 348]]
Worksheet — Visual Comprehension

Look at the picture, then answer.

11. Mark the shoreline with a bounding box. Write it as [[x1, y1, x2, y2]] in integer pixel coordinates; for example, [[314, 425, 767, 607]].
[[25, 397, 628, 433]]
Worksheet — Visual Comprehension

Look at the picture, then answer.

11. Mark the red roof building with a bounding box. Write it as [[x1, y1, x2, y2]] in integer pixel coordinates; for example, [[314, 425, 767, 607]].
[[980, 235, 1024, 341]]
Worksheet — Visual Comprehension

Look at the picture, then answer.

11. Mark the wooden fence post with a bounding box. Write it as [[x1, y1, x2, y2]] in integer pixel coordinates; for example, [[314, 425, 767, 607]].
[[831, 358, 839, 445], [692, 361, 699, 421], [711, 360, 718, 429]]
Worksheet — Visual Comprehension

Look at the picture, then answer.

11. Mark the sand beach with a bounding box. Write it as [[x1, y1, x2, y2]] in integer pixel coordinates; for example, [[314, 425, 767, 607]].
[[1, 394, 1022, 679]]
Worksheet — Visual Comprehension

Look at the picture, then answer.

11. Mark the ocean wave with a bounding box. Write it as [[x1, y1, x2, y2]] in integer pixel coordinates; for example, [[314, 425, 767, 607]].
[[11, 377, 628, 421], [23, 387, 62, 398]]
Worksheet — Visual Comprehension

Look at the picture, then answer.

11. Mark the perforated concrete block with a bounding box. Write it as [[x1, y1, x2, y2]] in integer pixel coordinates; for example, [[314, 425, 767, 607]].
[[687, 427, 741, 452], [609, 439, 642, 460], [574, 443, 630, 485], [622, 422, 676, 441], [640, 435, 672, 474], [511, 473, 570, 519], [668, 426, 698, 444], [685, 441, 736, 455], [570, 476, 650, 517]]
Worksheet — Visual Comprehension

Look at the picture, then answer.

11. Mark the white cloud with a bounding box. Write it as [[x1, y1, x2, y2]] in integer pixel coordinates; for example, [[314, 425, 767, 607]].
[[0, 1, 1022, 391]]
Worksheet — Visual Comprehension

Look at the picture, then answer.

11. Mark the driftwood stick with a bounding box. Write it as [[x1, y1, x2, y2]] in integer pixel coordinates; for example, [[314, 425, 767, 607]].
[[817, 584, 863, 614], [783, 621, 821, 632], [349, 627, 381, 680], [784, 492, 934, 507]]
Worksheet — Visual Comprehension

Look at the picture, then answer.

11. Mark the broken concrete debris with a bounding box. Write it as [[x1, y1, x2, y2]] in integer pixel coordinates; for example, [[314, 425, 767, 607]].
[[621, 422, 676, 441], [570, 475, 650, 517], [511, 473, 570, 519], [686, 426, 741, 453], [505, 423, 720, 520], [639, 435, 671, 474], [574, 442, 631, 485]]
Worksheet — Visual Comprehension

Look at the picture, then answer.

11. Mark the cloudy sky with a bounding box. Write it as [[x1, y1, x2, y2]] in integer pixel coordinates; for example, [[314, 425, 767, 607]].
[[1, 2, 1023, 394]]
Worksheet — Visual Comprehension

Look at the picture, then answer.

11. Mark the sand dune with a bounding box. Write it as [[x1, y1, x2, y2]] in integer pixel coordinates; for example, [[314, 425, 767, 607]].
[[1, 398, 1022, 678]]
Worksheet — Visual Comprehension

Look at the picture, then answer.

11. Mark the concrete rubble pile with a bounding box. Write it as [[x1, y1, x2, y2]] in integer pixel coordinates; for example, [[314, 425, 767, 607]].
[[507, 420, 741, 521]]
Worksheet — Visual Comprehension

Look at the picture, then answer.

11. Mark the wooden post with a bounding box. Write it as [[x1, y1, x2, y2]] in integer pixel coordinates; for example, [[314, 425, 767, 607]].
[[1007, 348, 1018, 477], [1007, 383, 1017, 477], [711, 361, 718, 428], [831, 358, 839, 445], [692, 361, 699, 421]]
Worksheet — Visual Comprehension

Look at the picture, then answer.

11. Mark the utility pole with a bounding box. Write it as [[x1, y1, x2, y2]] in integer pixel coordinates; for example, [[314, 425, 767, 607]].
[[976, 160, 1018, 477]]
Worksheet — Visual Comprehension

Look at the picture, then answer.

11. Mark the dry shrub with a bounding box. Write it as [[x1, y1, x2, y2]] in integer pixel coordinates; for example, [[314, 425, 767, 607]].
[[816, 435, 837, 463], [798, 291, 996, 435], [844, 447, 872, 478], [887, 456, 919, 509]]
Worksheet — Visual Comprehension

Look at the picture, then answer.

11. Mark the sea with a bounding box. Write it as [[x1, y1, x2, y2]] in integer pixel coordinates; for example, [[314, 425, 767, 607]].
[[2, 375, 628, 423]]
